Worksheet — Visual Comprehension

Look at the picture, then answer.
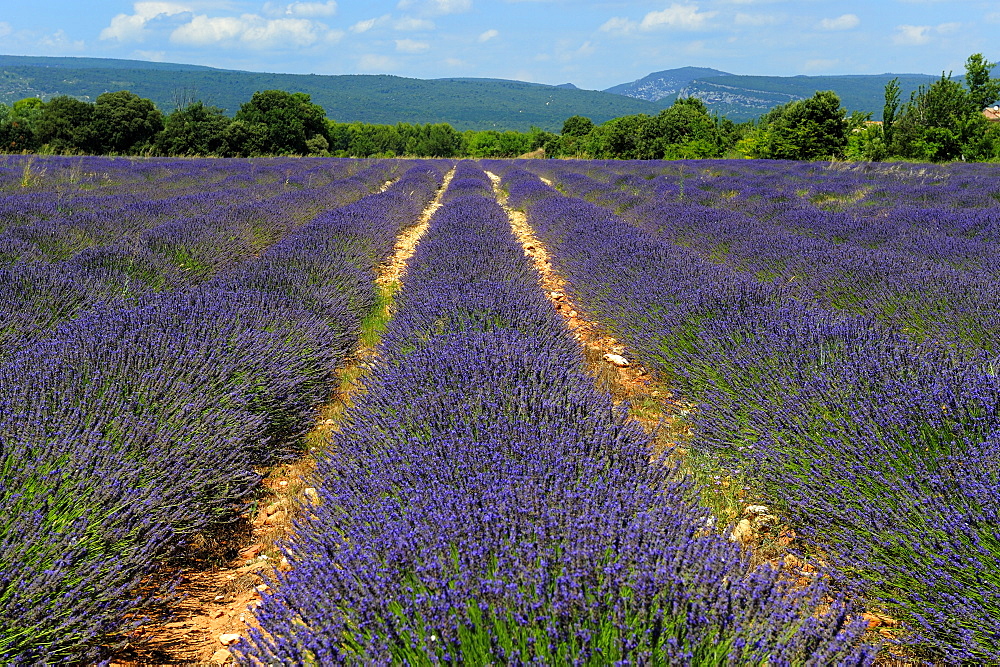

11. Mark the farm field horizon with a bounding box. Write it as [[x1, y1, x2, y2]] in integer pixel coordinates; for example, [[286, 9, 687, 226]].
[[2, 154, 999, 664]]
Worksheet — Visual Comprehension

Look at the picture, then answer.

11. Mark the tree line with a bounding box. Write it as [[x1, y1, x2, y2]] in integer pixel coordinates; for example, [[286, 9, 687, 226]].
[[1, 54, 997, 162]]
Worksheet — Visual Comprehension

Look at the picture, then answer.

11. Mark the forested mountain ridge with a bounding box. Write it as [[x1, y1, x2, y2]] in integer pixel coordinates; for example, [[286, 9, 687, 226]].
[[1, 54, 944, 128], [0, 55, 660, 132], [604, 66, 732, 102], [605, 67, 939, 121]]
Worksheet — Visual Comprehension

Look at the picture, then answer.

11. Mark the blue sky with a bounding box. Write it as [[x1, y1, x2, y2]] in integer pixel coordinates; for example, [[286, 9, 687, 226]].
[[1, 1, 997, 89]]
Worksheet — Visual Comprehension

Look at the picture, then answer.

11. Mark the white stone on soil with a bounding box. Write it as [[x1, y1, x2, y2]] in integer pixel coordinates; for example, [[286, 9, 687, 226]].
[[602, 353, 630, 367]]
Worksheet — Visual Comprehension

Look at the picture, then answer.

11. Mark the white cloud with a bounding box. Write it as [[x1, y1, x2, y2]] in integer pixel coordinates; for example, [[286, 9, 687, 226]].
[[396, 0, 471, 16], [0, 22, 12, 38], [350, 16, 386, 33], [395, 38, 429, 53], [602, 4, 716, 35], [892, 22, 961, 46], [394, 16, 435, 30], [38, 29, 86, 50], [599, 16, 638, 35], [263, 1, 338, 18], [556, 40, 595, 62], [640, 4, 718, 31], [818, 14, 859, 31], [100, 2, 191, 42], [170, 14, 330, 48], [478, 28, 499, 42], [171, 15, 243, 44], [893, 24, 930, 45]]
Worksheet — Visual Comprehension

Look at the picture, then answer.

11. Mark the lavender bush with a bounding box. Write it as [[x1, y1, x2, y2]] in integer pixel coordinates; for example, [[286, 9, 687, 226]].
[[498, 160, 1000, 661], [0, 158, 447, 662], [241, 171, 873, 665]]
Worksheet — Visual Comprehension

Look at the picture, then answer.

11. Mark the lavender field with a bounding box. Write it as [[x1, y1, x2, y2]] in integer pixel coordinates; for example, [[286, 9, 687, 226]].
[[2, 155, 998, 663]]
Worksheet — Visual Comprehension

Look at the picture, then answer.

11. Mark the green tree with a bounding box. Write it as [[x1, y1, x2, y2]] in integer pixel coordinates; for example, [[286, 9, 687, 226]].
[[892, 74, 968, 161], [156, 102, 232, 156], [882, 77, 901, 151], [415, 123, 463, 157], [34, 96, 97, 154], [756, 90, 847, 160], [887, 54, 999, 161], [221, 119, 268, 157], [234, 90, 329, 155], [590, 114, 658, 159], [561, 115, 594, 137], [657, 97, 726, 158], [0, 98, 44, 152], [91, 91, 164, 154], [963, 53, 1000, 115], [464, 130, 529, 158], [326, 121, 352, 154], [526, 126, 559, 156]]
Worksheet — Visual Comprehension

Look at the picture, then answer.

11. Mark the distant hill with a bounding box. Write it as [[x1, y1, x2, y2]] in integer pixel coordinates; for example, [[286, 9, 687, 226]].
[[604, 66, 731, 103], [0, 55, 949, 128], [0, 55, 660, 132], [604, 66, 938, 121], [681, 73, 938, 121]]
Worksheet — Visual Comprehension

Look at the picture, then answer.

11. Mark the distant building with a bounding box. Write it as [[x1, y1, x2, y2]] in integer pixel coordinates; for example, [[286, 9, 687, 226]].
[[985, 105, 1000, 122]]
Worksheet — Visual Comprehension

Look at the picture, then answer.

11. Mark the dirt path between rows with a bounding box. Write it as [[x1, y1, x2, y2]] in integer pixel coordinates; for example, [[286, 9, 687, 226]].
[[486, 171, 687, 448], [490, 170, 907, 651], [113, 166, 454, 666]]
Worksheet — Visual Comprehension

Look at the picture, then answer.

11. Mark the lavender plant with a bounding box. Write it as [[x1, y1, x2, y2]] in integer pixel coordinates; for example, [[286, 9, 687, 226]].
[[0, 158, 447, 662], [500, 161, 1000, 661], [240, 175, 873, 665]]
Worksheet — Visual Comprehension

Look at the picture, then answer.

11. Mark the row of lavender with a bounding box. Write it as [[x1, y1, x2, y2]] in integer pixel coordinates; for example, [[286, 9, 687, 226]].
[[495, 161, 1000, 661], [531, 159, 1000, 354], [0, 157, 366, 239], [1, 159, 394, 361], [0, 157, 447, 662], [240, 163, 872, 664]]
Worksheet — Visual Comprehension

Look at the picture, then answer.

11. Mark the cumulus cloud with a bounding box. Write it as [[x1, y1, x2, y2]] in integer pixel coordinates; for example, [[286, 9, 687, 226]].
[[100, 2, 191, 42], [102, 1, 342, 49], [478, 28, 499, 42], [818, 14, 859, 30], [892, 24, 931, 45], [38, 29, 86, 51], [396, 0, 472, 16], [892, 22, 960, 46], [599, 17, 638, 35], [640, 4, 718, 30], [601, 4, 716, 35], [170, 14, 333, 48], [263, 1, 338, 18], [555, 40, 595, 62], [395, 38, 430, 53], [350, 16, 390, 33]]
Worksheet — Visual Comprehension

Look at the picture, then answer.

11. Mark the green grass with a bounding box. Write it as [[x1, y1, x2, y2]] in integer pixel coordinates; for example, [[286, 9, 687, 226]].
[[360, 283, 397, 349]]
